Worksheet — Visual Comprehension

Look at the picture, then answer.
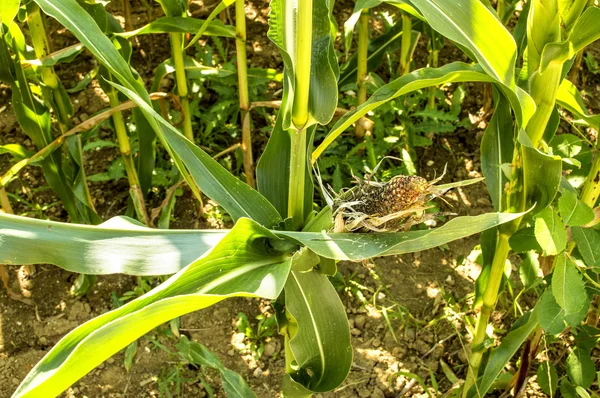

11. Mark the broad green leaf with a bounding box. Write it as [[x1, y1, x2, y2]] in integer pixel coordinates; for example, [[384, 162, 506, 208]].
[[481, 93, 513, 211], [13, 218, 293, 397], [471, 310, 539, 398], [561, 379, 579, 398], [558, 190, 594, 227], [534, 206, 567, 255], [509, 227, 543, 253], [537, 361, 559, 397], [552, 253, 588, 315], [2, 210, 524, 274], [0, 213, 226, 275], [268, 0, 339, 129], [540, 7, 600, 72], [538, 290, 587, 335], [566, 348, 595, 388], [155, 0, 187, 17], [285, 270, 352, 393], [313, 63, 534, 162], [117, 16, 235, 39], [407, 0, 517, 88], [519, 251, 541, 289], [278, 211, 526, 260], [520, 129, 562, 215], [0, 0, 19, 27], [556, 79, 600, 131], [572, 227, 600, 267]]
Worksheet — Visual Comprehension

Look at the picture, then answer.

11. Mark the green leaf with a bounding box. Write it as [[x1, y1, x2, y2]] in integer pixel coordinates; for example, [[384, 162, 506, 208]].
[[566, 348, 595, 388], [540, 7, 600, 72], [0, 0, 20, 27], [21, 43, 84, 68], [0, 213, 227, 275], [186, 0, 235, 48], [284, 270, 352, 393], [538, 290, 586, 335], [481, 93, 514, 211], [556, 80, 600, 130], [534, 206, 567, 255], [0, 144, 33, 160], [561, 379, 579, 398], [552, 253, 588, 315], [519, 130, 563, 214], [123, 341, 137, 372], [278, 211, 526, 260], [117, 16, 235, 38], [558, 190, 594, 227], [509, 227, 543, 253], [109, 80, 282, 227], [519, 251, 541, 289], [537, 361, 559, 397], [472, 310, 539, 398], [407, 0, 517, 88], [313, 63, 534, 162], [13, 218, 292, 397], [268, 0, 339, 129], [150, 56, 234, 92], [572, 227, 600, 267], [176, 336, 256, 398]]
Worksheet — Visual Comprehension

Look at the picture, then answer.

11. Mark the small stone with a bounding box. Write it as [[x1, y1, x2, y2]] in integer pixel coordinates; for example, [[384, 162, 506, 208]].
[[405, 328, 416, 341], [38, 336, 47, 345], [414, 339, 429, 355], [426, 160, 434, 167], [227, 349, 235, 356], [79, 113, 89, 121], [358, 388, 371, 398], [12, 378, 19, 386], [370, 387, 385, 398], [263, 343, 276, 357], [107, 357, 115, 364], [351, 328, 362, 336], [354, 315, 367, 330], [445, 275, 455, 286], [253, 368, 263, 378], [392, 346, 406, 358], [372, 338, 381, 348]]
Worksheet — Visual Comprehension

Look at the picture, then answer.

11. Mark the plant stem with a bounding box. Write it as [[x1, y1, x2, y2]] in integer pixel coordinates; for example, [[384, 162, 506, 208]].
[[170, 33, 194, 141], [355, 11, 369, 139], [291, 0, 313, 129], [107, 89, 151, 226], [580, 150, 600, 208], [427, 48, 439, 110], [463, 232, 511, 395], [288, 0, 313, 229], [398, 12, 412, 76], [569, 50, 585, 84], [235, 0, 255, 188]]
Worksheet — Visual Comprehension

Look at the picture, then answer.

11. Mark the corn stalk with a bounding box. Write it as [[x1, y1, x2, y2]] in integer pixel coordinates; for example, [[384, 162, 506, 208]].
[[235, 0, 255, 188]]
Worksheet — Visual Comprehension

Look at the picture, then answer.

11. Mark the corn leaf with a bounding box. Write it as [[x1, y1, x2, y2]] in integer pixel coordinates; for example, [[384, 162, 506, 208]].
[[407, 0, 517, 88], [117, 16, 235, 39], [284, 270, 352, 393], [470, 310, 539, 398], [32, 0, 281, 227], [313, 63, 534, 162], [540, 7, 600, 72], [268, 0, 339, 129], [556, 79, 600, 131], [1, 210, 525, 273], [13, 218, 293, 397], [0, 213, 227, 275], [276, 211, 526, 260], [481, 94, 514, 211]]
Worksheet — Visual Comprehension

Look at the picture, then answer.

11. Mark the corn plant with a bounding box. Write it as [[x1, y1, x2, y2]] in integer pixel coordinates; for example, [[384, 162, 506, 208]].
[[0, 0, 525, 396]]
